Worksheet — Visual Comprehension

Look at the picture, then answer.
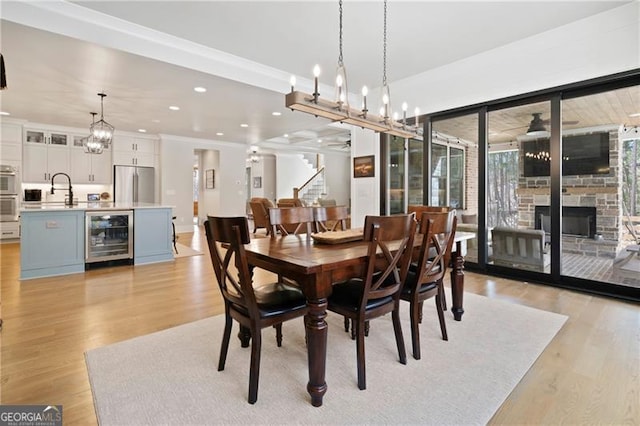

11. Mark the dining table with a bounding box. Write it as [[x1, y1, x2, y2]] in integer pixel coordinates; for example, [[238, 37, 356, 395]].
[[243, 229, 475, 407]]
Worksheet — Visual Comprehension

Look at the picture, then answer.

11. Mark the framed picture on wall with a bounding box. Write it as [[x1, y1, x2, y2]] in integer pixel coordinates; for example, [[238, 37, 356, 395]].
[[253, 176, 262, 188], [353, 155, 375, 178], [205, 169, 215, 189]]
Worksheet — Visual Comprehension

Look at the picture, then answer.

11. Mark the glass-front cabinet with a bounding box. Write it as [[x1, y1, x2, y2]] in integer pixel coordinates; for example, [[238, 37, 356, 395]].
[[385, 136, 423, 215], [86, 211, 133, 263]]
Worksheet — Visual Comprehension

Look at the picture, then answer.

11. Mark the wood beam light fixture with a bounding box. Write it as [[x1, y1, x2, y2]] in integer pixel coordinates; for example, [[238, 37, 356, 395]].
[[285, 0, 423, 141]]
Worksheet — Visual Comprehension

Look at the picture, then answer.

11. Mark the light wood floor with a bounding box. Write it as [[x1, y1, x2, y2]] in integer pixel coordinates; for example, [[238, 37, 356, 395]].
[[1, 227, 638, 425]]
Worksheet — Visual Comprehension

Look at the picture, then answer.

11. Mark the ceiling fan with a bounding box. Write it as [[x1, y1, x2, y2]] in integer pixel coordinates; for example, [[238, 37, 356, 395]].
[[526, 113, 579, 135], [501, 113, 580, 135], [327, 140, 351, 150]]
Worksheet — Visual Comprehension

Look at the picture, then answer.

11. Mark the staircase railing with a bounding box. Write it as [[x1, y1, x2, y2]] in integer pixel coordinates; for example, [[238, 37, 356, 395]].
[[294, 166, 326, 204]]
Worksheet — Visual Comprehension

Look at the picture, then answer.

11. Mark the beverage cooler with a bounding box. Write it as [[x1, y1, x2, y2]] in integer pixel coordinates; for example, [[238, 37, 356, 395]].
[[86, 211, 133, 263]]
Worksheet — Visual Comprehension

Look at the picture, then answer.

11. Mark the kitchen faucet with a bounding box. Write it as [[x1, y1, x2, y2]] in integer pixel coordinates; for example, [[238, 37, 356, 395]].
[[51, 172, 74, 206]]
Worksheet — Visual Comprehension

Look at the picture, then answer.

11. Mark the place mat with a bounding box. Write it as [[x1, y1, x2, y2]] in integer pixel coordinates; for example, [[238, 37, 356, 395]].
[[310, 228, 363, 244]]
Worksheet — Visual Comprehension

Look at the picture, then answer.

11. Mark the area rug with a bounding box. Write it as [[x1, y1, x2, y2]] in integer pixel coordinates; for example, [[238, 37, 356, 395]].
[[85, 292, 567, 425], [173, 243, 203, 258]]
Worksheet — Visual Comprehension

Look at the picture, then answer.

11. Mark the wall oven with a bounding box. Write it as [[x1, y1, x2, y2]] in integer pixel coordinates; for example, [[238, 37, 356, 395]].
[[0, 165, 19, 222], [0, 165, 18, 196], [0, 194, 19, 222]]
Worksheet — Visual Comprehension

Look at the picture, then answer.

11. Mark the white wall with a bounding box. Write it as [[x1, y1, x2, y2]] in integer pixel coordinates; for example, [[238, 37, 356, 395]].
[[392, 2, 639, 116], [248, 154, 276, 203], [275, 153, 316, 200], [350, 126, 380, 228], [198, 149, 220, 226], [159, 134, 247, 233], [321, 152, 350, 207]]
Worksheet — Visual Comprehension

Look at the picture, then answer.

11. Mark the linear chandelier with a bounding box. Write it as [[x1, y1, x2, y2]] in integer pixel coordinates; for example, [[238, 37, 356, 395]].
[[285, 0, 423, 141]]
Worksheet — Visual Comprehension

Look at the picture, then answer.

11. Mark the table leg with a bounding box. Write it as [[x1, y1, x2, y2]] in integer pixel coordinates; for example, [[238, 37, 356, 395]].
[[305, 298, 328, 407], [450, 240, 465, 321]]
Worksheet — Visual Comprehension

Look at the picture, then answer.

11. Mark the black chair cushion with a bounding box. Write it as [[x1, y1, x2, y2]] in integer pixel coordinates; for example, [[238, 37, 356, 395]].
[[329, 279, 394, 313], [233, 282, 307, 318]]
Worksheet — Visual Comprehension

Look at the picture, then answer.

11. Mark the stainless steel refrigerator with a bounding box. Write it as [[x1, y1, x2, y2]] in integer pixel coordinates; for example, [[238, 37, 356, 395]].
[[113, 165, 155, 204]]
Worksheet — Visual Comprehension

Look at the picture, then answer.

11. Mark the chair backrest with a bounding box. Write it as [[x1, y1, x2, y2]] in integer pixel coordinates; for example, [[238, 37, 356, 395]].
[[408, 205, 454, 228], [250, 197, 275, 208], [249, 201, 270, 228], [413, 211, 458, 287], [204, 216, 260, 318], [318, 198, 337, 207], [269, 206, 315, 236], [359, 214, 416, 311], [314, 206, 349, 232], [277, 198, 305, 207]]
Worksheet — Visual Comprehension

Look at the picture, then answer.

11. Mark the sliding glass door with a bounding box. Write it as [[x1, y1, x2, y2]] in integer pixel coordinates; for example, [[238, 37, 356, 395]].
[[560, 85, 640, 289], [487, 101, 552, 275]]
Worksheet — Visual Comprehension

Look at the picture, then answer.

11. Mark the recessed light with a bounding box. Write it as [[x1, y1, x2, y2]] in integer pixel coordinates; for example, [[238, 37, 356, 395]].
[[317, 139, 322, 143], [0, 111, 10, 116], [216, 132, 224, 136], [630, 112, 640, 117], [169, 106, 180, 111], [138, 129, 147, 133], [194, 86, 207, 93], [283, 134, 289, 138], [240, 123, 249, 128], [272, 111, 282, 116]]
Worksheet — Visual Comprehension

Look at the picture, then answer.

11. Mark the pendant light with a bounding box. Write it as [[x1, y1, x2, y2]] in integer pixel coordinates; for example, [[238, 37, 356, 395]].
[[90, 92, 114, 147], [84, 112, 104, 154]]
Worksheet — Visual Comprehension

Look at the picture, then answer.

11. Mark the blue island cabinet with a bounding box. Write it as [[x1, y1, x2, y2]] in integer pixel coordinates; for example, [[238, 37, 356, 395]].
[[134, 208, 174, 265], [20, 210, 85, 279]]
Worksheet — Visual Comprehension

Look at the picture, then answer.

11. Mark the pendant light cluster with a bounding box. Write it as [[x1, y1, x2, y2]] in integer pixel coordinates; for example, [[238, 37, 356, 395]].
[[285, 0, 422, 140]]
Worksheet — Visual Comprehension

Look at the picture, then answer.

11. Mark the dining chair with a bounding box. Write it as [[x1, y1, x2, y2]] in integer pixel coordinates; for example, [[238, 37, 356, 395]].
[[314, 205, 350, 232], [402, 211, 457, 360], [328, 214, 416, 390], [407, 205, 453, 229], [204, 216, 308, 404], [269, 206, 315, 236], [249, 197, 274, 235]]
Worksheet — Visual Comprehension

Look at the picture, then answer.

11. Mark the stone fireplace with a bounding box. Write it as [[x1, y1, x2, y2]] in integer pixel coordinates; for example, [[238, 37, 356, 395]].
[[517, 130, 624, 259], [534, 206, 597, 239]]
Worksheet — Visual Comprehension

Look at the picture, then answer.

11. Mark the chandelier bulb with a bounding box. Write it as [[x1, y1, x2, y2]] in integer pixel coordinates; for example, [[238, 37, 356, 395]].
[[402, 102, 408, 112], [361, 86, 368, 96], [313, 65, 321, 77]]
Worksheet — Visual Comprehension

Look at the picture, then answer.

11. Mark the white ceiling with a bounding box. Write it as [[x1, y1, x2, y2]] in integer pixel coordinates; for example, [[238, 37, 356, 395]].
[[0, 1, 632, 152]]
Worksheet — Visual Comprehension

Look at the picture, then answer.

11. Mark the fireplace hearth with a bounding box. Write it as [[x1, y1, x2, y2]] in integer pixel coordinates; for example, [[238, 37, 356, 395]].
[[535, 206, 597, 239]]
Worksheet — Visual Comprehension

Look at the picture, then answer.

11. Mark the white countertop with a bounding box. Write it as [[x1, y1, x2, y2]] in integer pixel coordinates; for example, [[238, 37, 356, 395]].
[[20, 202, 173, 212]]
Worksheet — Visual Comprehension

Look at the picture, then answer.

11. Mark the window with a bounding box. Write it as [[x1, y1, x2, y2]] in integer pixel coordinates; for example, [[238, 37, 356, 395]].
[[430, 143, 465, 208], [487, 150, 519, 227]]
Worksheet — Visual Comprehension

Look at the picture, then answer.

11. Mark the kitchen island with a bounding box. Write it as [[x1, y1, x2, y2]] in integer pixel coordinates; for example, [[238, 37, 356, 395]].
[[20, 202, 174, 280]]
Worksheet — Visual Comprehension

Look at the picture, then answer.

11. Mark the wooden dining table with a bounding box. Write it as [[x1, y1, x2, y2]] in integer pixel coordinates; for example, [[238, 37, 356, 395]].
[[243, 230, 475, 407]]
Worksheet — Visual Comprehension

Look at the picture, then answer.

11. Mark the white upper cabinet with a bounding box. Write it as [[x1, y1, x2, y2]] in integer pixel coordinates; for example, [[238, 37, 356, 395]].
[[0, 122, 23, 164], [69, 135, 112, 184], [112, 135, 156, 167], [23, 127, 71, 182]]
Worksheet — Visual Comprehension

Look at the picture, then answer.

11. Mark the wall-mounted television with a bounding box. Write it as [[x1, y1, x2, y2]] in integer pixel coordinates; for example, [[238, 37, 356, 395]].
[[522, 132, 610, 177]]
